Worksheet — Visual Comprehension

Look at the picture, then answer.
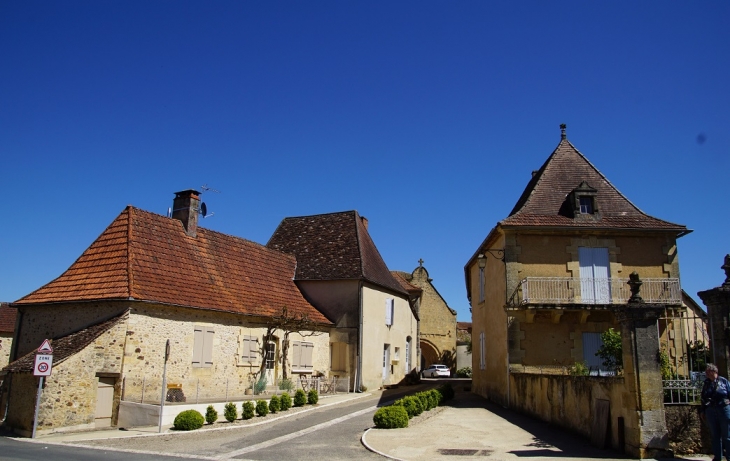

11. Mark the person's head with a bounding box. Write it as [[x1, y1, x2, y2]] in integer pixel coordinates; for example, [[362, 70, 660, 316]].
[[707, 363, 719, 379]]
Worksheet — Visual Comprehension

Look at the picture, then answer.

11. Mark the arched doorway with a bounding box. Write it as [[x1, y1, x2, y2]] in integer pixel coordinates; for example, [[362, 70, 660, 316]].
[[420, 341, 440, 369]]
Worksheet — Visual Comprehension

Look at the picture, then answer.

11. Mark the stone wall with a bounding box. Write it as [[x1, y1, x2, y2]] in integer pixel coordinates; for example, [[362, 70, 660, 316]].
[[509, 373, 629, 451], [0, 332, 13, 368]]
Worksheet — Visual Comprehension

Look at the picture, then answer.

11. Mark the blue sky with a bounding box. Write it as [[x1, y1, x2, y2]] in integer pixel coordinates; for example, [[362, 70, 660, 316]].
[[1, 2, 728, 321]]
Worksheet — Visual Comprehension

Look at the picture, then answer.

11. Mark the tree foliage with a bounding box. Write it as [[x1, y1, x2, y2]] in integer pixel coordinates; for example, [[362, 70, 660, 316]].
[[596, 328, 623, 373]]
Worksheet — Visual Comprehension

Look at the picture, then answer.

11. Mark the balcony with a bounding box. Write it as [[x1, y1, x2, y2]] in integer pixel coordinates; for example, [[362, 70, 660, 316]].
[[508, 277, 681, 307]]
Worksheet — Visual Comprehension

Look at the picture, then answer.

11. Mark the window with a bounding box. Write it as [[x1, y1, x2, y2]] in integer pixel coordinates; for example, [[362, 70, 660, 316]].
[[291, 341, 314, 372], [394, 347, 400, 361], [265, 342, 276, 370], [579, 197, 594, 214], [383, 344, 391, 379], [385, 298, 394, 326], [192, 326, 214, 368], [479, 267, 485, 302], [405, 340, 411, 373], [579, 247, 610, 304], [582, 332, 605, 374], [241, 335, 258, 362], [479, 332, 486, 370], [330, 342, 346, 371]]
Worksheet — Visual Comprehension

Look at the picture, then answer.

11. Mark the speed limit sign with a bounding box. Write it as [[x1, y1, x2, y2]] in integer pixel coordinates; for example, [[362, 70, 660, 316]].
[[33, 354, 53, 377]]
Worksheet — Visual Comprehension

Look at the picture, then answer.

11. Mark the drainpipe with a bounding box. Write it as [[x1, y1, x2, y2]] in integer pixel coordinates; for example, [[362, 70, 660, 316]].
[[357, 280, 364, 392]]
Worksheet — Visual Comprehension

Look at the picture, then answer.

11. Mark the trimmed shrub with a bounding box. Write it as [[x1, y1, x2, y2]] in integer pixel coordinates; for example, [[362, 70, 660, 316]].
[[438, 383, 455, 402], [205, 405, 218, 425], [416, 392, 430, 411], [269, 395, 281, 413], [173, 409, 204, 431], [428, 390, 440, 409], [242, 401, 255, 420], [224, 402, 238, 422], [294, 389, 307, 407], [373, 405, 409, 429], [280, 392, 292, 411], [456, 366, 472, 378], [256, 399, 269, 417], [404, 395, 423, 417], [279, 378, 295, 392], [307, 389, 319, 405]]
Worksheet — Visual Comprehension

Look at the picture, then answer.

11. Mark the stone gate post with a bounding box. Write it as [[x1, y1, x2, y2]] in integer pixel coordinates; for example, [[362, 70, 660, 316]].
[[615, 272, 671, 458], [698, 255, 730, 377]]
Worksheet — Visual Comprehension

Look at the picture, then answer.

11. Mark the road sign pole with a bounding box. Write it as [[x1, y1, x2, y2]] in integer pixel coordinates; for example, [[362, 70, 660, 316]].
[[31, 376, 44, 439], [158, 339, 170, 433]]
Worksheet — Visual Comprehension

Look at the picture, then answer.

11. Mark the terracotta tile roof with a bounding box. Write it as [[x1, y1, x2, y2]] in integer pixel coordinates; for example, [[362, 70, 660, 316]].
[[501, 138, 688, 232], [390, 271, 422, 295], [3, 311, 128, 373], [457, 322, 472, 332], [13, 207, 331, 325], [0, 303, 17, 333], [267, 211, 409, 297]]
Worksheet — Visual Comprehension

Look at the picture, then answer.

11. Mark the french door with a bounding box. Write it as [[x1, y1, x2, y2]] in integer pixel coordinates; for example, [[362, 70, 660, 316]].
[[579, 247, 610, 304]]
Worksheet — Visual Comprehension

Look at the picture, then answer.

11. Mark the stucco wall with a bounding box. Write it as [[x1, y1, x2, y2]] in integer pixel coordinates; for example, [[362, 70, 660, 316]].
[[360, 285, 416, 391], [509, 373, 631, 451]]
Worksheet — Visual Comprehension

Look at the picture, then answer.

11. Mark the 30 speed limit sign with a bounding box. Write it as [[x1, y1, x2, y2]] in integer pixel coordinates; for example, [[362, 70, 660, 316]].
[[33, 354, 53, 377]]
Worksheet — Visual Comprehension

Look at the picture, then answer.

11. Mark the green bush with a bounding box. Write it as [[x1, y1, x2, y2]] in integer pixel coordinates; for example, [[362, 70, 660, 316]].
[[280, 392, 292, 411], [569, 361, 590, 376], [173, 409, 204, 431], [224, 402, 238, 422], [307, 389, 319, 405], [242, 401, 255, 420], [394, 396, 422, 418], [294, 389, 307, 407], [438, 383, 455, 402], [205, 405, 218, 424], [416, 392, 431, 411], [456, 367, 472, 378], [428, 389, 441, 408], [255, 399, 269, 417], [269, 395, 280, 413], [373, 405, 409, 429], [279, 378, 295, 392]]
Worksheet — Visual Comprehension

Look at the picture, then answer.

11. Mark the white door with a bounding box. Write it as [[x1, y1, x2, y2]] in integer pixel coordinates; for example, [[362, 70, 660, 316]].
[[383, 344, 390, 380], [579, 247, 610, 304], [265, 341, 276, 384], [95, 377, 115, 427]]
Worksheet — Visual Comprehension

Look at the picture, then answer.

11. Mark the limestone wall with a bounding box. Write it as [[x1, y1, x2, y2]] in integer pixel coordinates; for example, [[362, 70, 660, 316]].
[[121, 304, 331, 404], [509, 373, 630, 451], [410, 266, 457, 367], [0, 332, 13, 368]]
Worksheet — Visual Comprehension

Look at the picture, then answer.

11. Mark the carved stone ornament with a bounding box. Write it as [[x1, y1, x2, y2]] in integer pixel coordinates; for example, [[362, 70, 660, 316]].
[[628, 271, 644, 304], [723, 254, 730, 287]]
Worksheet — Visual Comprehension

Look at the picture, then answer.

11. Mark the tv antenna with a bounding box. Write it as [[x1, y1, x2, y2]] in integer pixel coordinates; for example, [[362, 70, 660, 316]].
[[201, 184, 221, 194], [199, 185, 219, 218]]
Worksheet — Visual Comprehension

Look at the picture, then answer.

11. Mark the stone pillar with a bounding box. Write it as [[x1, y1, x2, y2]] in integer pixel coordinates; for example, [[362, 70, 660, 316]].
[[615, 272, 672, 458], [698, 255, 730, 377]]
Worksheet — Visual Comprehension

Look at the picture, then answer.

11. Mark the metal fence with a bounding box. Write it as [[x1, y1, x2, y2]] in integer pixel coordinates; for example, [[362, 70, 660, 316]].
[[121, 374, 351, 405], [509, 364, 616, 377], [659, 311, 710, 405]]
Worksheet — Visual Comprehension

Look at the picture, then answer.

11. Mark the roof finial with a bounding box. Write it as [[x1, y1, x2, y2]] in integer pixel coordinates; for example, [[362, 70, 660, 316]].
[[560, 123, 567, 140], [418, 258, 424, 267]]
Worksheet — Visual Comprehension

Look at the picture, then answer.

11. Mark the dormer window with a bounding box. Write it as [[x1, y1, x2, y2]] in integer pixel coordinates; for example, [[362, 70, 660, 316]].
[[579, 196, 594, 214]]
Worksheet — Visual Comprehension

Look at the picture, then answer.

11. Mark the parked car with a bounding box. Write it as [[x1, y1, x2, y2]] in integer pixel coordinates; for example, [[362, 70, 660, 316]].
[[422, 364, 451, 378]]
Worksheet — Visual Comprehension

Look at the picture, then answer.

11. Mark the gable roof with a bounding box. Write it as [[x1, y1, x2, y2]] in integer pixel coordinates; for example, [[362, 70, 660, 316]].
[[0, 303, 17, 333], [267, 211, 409, 297], [390, 271, 423, 296], [3, 311, 128, 373], [501, 137, 689, 232], [13, 207, 331, 325]]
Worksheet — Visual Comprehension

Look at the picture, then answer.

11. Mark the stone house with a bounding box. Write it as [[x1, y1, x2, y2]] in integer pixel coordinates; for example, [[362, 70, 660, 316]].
[[0, 303, 17, 369], [456, 321, 472, 370], [392, 261, 457, 371], [267, 211, 419, 392], [3, 190, 332, 436], [464, 126, 690, 457]]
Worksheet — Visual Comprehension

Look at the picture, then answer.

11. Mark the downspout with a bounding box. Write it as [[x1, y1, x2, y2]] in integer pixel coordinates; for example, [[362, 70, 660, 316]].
[[357, 280, 364, 392]]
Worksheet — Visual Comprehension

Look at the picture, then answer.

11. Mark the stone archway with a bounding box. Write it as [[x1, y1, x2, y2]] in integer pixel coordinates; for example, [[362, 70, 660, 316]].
[[420, 340, 440, 369]]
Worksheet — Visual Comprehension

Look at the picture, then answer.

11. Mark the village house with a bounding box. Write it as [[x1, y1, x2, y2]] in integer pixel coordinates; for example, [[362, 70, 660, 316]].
[[0, 303, 17, 369], [392, 261, 457, 371], [465, 125, 690, 457], [267, 211, 419, 392], [2, 190, 332, 436]]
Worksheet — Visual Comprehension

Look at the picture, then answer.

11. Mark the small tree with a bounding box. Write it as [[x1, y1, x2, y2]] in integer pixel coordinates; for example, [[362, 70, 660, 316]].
[[280, 392, 292, 411], [596, 328, 623, 374], [242, 401, 255, 420], [307, 389, 319, 405], [294, 389, 307, 407], [205, 405, 218, 424], [255, 399, 269, 417], [224, 402, 238, 422], [269, 395, 281, 413]]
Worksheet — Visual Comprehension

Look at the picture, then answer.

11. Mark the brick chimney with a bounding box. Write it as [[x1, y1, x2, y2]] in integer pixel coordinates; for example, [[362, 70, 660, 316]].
[[360, 216, 368, 230], [171, 190, 200, 237]]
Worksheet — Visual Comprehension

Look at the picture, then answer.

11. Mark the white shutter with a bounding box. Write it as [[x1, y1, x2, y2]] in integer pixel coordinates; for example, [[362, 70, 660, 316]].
[[592, 248, 610, 303], [302, 342, 314, 370], [192, 326, 203, 367], [582, 332, 604, 371], [291, 341, 301, 370], [203, 328, 214, 367], [579, 247, 596, 303], [385, 299, 394, 326]]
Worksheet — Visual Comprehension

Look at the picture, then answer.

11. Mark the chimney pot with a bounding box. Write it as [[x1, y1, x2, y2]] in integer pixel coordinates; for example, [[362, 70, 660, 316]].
[[171, 190, 201, 237]]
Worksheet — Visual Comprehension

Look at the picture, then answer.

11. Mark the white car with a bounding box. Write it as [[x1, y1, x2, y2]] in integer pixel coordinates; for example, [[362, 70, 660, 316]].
[[422, 364, 451, 378]]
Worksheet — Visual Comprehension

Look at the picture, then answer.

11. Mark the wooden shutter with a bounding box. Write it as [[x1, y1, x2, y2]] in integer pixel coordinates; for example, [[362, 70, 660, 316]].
[[291, 341, 301, 369], [203, 328, 214, 367], [385, 298, 394, 326], [192, 326, 204, 367], [242, 335, 258, 361], [301, 342, 314, 370]]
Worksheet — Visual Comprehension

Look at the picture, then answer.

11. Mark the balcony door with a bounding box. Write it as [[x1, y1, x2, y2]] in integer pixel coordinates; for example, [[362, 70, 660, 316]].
[[579, 247, 610, 304]]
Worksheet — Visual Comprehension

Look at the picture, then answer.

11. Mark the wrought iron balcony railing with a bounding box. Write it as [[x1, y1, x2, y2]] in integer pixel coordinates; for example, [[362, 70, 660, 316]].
[[508, 277, 681, 307]]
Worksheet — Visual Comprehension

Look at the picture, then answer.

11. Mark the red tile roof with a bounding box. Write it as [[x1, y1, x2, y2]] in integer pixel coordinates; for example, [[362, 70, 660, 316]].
[[267, 211, 409, 297], [3, 311, 128, 373], [0, 303, 17, 333], [390, 271, 422, 295], [501, 138, 688, 232], [13, 207, 331, 325]]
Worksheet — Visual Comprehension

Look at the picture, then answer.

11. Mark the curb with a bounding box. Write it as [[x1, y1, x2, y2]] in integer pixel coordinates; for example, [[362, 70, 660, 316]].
[[361, 427, 407, 461]]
